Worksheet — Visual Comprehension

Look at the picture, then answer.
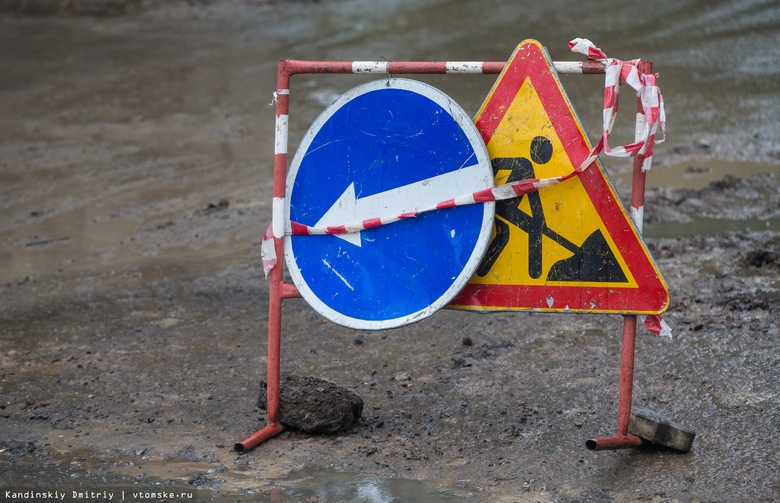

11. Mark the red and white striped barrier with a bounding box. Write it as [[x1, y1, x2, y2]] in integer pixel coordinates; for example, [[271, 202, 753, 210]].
[[263, 42, 664, 251], [239, 38, 674, 455], [259, 40, 669, 338]]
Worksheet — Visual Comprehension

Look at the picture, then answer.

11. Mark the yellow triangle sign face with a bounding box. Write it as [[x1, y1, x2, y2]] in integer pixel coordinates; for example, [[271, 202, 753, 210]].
[[449, 40, 668, 314]]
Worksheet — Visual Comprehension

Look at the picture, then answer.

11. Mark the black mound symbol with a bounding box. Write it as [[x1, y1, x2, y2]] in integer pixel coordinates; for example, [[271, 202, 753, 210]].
[[546, 228, 627, 282]]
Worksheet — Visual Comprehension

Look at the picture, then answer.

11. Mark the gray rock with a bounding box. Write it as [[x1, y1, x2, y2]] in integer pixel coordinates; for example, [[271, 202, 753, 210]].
[[258, 375, 363, 434], [629, 407, 696, 452]]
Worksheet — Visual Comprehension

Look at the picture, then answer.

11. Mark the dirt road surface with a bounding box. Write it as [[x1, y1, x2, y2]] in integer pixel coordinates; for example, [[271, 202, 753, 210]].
[[1, 2, 779, 502]]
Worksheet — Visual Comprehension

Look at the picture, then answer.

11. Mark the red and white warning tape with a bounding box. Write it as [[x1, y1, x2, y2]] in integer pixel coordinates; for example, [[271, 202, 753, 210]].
[[568, 37, 665, 172], [640, 314, 672, 339], [568, 38, 671, 338], [288, 177, 562, 237]]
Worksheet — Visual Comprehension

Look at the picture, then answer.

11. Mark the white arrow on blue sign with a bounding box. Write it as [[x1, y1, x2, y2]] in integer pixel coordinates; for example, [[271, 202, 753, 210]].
[[284, 79, 494, 330]]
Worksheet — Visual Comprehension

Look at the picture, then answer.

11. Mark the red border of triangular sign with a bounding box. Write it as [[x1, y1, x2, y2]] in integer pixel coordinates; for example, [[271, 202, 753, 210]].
[[450, 40, 669, 314]]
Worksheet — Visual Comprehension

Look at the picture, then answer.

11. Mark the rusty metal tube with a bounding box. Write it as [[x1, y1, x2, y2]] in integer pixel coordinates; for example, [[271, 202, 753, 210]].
[[279, 59, 605, 77], [234, 62, 291, 453], [586, 434, 644, 451], [234, 422, 285, 453], [617, 315, 638, 436]]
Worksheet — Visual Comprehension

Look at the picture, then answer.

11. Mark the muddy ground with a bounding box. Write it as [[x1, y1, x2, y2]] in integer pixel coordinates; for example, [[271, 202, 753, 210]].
[[1, 2, 780, 502], [4, 174, 779, 503]]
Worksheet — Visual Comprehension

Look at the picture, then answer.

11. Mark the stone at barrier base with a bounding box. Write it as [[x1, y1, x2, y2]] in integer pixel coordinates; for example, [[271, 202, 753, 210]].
[[258, 375, 364, 434], [629, 406, 696, 452]]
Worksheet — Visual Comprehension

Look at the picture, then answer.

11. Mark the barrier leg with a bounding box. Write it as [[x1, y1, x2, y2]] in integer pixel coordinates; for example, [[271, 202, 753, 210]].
[[234, 247, 286, 452], [235, 63, 293, 453], [234, 316, 285, 452], [233, 283, 286, 452], [586, 60, 655, 451], [234, 228, 288, 451], [586, 315, 644, 450]]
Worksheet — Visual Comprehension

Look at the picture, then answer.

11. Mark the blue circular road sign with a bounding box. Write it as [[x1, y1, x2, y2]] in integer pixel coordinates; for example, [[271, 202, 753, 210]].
[[285, 79, 494, 330]]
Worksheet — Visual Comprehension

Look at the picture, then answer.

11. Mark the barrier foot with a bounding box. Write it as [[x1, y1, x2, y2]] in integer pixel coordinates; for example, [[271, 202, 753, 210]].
[[234, 422, 285, 453], [585, 434, 644, 451]]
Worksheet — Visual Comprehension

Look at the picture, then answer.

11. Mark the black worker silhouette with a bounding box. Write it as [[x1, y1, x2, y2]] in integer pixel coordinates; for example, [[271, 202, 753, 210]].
[[476, 136, 628, 283]]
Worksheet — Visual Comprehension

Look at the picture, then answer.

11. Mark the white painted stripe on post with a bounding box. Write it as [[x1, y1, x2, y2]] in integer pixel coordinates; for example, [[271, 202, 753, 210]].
[[352, 61, 389, 73], [274, 114, 288, 155], [552, 62, 583, 74], [630, 205, 644, 233], [445, 62, 484, 73], [272, 197, 285, 239]]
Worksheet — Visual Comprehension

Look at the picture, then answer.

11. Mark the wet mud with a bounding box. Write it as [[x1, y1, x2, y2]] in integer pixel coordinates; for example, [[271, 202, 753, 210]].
[[3, 169, 779, 502], [2, 1, 780, 502]]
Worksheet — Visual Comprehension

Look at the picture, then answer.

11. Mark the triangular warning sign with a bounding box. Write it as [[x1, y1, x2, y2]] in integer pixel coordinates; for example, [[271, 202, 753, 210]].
[[449, 40, 668, 314]]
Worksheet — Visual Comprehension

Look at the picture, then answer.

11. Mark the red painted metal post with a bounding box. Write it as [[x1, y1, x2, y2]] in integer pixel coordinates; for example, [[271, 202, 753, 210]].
[[266, 61, 293, 427], [586, 60, 654, 451], [586, 314, 644, 450], [617, 315, 638, 436], [235, 61, 293, 452]]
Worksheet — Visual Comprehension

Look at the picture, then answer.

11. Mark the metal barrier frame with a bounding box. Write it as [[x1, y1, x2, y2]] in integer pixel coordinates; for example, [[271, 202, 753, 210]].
[[235, 57, 654, 452]]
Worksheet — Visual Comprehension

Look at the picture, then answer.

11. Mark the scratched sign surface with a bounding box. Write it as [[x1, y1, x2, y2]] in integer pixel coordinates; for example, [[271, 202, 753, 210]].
[[285, 79, 495, 330], [449, 40, 668, 314]]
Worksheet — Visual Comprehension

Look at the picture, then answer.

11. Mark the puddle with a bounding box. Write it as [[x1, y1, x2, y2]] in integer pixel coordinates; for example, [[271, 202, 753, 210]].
[[266, 468, 488, 503], [2, 447, 492, 503], [0, 448, 218, 502], [615, 158, 780, 191], [644, 215, 780, 239]]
